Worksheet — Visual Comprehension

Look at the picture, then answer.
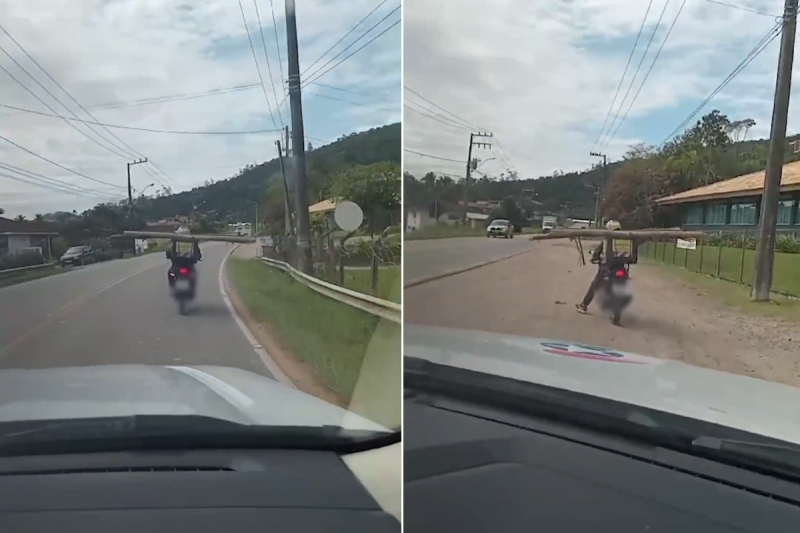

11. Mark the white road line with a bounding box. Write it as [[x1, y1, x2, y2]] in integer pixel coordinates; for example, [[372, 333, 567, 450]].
[[218, 244, 294, 387]]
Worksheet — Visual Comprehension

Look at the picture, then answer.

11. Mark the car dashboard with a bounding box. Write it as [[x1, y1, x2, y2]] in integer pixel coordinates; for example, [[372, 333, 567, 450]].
[[0, 446, 400, 532]]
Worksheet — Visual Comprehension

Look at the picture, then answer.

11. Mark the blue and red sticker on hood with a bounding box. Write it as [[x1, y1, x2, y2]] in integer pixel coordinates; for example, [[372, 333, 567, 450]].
[[540, 341, 646, 364]]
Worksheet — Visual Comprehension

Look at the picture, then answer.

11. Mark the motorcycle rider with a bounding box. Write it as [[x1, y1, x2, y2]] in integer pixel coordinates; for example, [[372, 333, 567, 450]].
[[167, 240, 201, 289], [575, 220, 622, 314]]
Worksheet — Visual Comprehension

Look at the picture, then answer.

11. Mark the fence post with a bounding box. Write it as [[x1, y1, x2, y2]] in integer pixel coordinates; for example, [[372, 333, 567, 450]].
[[716, 231, 723, 278], [661, 240, 666, 262], [371, 247, 379, 294], [683, 241, 689, 268], [698, 238, 705, 273], [738, 231, 747, 284], [671, 240, 676, 265]]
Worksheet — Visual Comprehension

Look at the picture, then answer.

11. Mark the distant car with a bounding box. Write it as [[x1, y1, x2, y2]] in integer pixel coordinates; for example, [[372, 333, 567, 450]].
[[59, 246, 94, 267], [487, 219, 513, 238]]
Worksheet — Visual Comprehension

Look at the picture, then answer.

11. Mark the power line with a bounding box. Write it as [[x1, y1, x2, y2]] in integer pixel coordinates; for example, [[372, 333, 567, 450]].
[[307, 90, 395, 111], [404, 97, 475, 129], [302, 6, 400, 85], [403, 85, 487, 131], [602, 0, 688, 150], [300, 0, 391, 77], [0, 133, 125, 189], [599, 0, 672, 149], [0, 23, 177, 188], [403, 102, 472, 131], [238, 0, 281, 131], [0, 61, 129, 160], [699, 0, 778, 17], [403, 148, 464, 163], [269, 0, 286, 96], [311, 81, 393, 101], [254, 0, 284, 126], [661, 20, 782, 144], [85, 84, 261, 111], [591, 0, 655, 152], [302, 19, 400, 89], [0, 162, 120, 200], [0, 170, 116, 200], [0, 102, 282, 134]]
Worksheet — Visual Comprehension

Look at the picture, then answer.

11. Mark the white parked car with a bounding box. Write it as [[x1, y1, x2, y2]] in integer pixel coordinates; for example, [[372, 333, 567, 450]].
[[487, 219, 513, 238]]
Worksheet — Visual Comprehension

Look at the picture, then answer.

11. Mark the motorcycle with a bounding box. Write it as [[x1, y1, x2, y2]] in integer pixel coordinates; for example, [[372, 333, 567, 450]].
[[167, 252, 198, 315], [598, 256, 633, 326]]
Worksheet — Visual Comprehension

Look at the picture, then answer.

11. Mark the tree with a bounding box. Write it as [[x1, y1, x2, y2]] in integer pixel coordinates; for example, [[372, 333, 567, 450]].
[[330, 161, 400, 232], [14, 214, 25, 222], [34, 214, 44, 222], [0, 207, 4, 215]]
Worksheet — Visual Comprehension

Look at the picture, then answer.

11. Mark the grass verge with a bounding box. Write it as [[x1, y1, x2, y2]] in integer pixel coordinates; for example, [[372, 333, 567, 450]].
[[339, 267, 400, 303], [226, 258, 401, 418], [0, 265, 60, 289], [641, 261, 800, 322]]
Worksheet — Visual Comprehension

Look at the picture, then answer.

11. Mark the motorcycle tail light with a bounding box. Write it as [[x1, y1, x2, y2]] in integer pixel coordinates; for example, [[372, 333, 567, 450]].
[[615, 269, 626, 278], [179, 267, 188, 275]]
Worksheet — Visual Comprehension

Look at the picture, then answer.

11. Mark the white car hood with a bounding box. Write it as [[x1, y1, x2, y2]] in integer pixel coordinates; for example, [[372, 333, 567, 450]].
[[405, 324, 800, 445], [0, 364, 387, 432]]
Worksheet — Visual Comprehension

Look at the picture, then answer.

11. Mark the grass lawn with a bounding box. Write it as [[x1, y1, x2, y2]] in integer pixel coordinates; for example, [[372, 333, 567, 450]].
[[640, 241, 800, 298], [226, 258, 401, 407], [642, 261, 800, 322], [0, 265, 60, 289], [404, 224, 486, 240], [339, 267, 400, 303]]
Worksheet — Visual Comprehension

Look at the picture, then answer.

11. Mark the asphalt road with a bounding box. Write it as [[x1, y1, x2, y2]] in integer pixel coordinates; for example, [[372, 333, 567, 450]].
[[0, 243, 273, 377], [404, 236, 536, 283]]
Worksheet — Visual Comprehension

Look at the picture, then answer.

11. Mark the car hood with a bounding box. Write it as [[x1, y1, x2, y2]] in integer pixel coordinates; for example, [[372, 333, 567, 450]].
[[405, 324, 800, 445], [0, 365, 387, 432]]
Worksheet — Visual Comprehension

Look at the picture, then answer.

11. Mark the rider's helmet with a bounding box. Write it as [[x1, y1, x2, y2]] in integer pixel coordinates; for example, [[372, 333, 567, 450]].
[[605, 219, 622, 231]]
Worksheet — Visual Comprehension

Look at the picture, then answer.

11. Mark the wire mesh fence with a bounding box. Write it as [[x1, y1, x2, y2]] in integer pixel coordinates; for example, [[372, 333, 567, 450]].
[[638, 231, 800, 298]]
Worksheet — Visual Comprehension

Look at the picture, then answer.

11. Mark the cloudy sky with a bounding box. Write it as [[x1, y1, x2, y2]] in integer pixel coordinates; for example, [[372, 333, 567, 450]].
[[403, 0, 791, 181], [0, 0, 400, 217]]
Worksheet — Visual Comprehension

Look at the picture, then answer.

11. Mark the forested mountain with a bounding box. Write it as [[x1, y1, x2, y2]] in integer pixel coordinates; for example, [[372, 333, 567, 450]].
[[405, 111, 800, 228], [145, 122, 400, 222]]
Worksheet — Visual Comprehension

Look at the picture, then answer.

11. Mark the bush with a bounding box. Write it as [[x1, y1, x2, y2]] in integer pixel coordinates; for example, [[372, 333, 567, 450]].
[[0, 251, 46, 271], [776, 234, 800, 254]]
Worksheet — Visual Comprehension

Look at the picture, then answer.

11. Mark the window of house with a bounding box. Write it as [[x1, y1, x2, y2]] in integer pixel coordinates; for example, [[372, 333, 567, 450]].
[[685, 205, 703, 225], [778, 199, 794, 225], [730, 202, 757, 225], [706, 203, 727, 225]]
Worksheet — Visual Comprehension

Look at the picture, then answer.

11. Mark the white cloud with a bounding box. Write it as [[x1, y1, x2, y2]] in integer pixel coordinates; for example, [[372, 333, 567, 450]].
[[0, 0, 400, 216], [403, 0, 788, 181]]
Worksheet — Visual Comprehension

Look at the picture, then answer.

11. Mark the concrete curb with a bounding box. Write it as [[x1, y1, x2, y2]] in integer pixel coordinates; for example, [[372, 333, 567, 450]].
[[404, 246, 538, 289]]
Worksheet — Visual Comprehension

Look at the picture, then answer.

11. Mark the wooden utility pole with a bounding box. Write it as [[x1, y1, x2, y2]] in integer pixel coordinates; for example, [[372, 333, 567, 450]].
[[461, 132, 492, 222], [589, 151, 606, 227], [752, 0, 797, 301], [285, 0, 313, 273], [126, 158, 147, 217]]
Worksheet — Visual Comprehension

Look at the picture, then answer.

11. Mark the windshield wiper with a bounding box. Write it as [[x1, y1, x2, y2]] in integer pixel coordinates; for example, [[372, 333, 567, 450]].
[[0, 415, 395, 456]]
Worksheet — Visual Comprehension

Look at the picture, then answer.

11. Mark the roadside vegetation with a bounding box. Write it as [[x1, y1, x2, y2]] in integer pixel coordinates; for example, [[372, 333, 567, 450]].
[[226, 258, 400, 404]]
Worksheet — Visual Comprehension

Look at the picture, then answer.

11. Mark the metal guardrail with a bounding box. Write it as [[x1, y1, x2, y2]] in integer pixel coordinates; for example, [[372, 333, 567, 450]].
[[261, 256, 400, 324], [0, 262, 55, 278]]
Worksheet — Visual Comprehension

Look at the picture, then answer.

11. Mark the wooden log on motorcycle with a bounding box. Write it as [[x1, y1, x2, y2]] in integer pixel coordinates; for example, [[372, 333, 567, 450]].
[[114, 231, 257, 243], [528, 229, 708, 241]]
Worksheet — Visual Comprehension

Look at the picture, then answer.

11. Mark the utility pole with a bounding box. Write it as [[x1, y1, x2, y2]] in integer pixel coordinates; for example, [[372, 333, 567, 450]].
[[285, 0, 313, 273], [127, 158, 147, 216], [276, 139, 293, 235], [462, 132, 493, 223], [752, 0, 797, 301], [589, 151, 606, 228]]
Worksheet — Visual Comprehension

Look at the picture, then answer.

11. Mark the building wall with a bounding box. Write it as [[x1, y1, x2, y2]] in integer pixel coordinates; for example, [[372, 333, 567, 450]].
[[679, 192, 800, 235], [7, 235, 32, 254], [405, 209, 433, 231]]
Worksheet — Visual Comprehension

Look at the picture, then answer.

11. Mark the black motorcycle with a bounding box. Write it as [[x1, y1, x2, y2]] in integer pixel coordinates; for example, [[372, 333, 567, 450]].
[[167, 251, 198, 315], [598, 256, 633, 326]]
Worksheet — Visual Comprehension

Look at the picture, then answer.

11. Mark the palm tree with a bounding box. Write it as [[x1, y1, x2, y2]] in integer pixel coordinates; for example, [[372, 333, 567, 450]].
[[14, 214, 25, 222], [34, 214, 44, 222], [0, 207, 5, 215]]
